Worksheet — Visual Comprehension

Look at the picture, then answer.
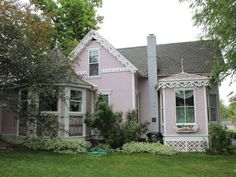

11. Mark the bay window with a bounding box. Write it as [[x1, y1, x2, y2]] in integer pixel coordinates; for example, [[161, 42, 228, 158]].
[[176, 89, 195, 124]]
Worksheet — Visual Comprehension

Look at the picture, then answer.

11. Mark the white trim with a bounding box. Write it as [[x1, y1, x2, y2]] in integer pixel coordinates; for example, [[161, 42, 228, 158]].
[[68, 88, 86, 114], [203, 86, 209, 136], [70, 30, 137, 73], [158, 80, 210, 89], [76, 71, 87, 75], [131, 73, 136, 109], [101, 67, 130, 73], [88, 48, 100, 77], [163, 88, 167, 136], [67, 87, 87, 138]]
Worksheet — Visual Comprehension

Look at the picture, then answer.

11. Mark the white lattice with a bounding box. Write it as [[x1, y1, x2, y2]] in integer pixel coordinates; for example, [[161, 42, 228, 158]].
[[166, 140, 206, 152]]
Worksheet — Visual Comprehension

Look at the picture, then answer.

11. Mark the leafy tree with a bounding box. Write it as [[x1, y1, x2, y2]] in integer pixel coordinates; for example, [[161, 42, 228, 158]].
[[0, 0, 73, 137], [220, 100, 236, 123], [220, 100, 231, 120], [31, 0, 103, 55], [228, 99, 236, 122], [181, 0, 236, 82]]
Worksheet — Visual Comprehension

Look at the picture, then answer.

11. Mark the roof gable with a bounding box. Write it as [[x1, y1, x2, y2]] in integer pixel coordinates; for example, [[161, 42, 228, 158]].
[[70, 30, 137, 73]]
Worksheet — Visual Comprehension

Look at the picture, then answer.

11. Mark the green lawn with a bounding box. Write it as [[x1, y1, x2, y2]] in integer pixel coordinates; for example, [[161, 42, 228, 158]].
[[0, 151, 236, 177]]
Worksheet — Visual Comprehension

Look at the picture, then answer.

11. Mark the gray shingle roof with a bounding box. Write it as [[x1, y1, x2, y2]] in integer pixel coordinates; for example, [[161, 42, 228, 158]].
[[159, 72, 209, 82], [117, 40, 216, 77]]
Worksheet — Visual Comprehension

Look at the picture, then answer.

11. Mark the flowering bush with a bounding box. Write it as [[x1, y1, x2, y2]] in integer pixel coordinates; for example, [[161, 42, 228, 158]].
[[122, 142, 176, 156], [2, 136, 91, 154]]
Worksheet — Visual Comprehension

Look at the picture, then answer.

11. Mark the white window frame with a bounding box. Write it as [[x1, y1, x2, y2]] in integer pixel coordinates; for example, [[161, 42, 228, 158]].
[[175, 88, 197, 125], [98, 90, 112, 105], [88, 48, 100, 77], [69, 88, 85, 114]]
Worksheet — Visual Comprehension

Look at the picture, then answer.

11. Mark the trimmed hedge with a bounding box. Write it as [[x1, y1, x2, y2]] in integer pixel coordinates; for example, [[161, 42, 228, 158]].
[[122, 142, 176, 155]]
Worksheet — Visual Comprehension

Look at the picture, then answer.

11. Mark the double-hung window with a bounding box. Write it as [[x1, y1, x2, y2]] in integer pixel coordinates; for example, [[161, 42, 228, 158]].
[[88, 49, 99, 76], [209, 94, 218, 122], [176, 89, 195, 124], [70, 90, 82, 112]]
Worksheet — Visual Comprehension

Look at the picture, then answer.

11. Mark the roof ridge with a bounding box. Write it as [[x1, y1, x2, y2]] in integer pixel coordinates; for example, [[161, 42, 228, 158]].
[[117, 40, 211, 50]]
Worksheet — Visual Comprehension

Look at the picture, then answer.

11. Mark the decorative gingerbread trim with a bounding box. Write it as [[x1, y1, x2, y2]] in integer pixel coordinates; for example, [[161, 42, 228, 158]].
[[70, 30, 137, 73], [102, 67, 130, 73], [158, 80, 210, 89]]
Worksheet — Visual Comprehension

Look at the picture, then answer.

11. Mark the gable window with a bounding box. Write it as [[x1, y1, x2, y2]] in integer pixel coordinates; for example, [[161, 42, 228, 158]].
[[209, 94, 218, 122], [176, 90, 195, 124], [70, 90, 82, 112], [88, 49, 99, 76], [39, 91, 58, 112]]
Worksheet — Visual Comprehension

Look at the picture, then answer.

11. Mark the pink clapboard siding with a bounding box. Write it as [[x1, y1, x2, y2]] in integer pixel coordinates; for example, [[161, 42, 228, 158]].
[[74, 40, 134, 116], [163, 87, 208, 136], [1, 110, 17, 135], [138, 78, 149, 123]]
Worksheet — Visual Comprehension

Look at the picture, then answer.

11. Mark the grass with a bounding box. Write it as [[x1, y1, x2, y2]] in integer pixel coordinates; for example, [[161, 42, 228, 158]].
[[0, 151, 236, 177]]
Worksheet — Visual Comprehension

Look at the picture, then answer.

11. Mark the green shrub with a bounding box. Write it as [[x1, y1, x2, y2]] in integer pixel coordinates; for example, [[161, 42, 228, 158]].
[[2, 136, 91, 154], [85, 96, 148, 148], [122, 142, 176, 156], [209, 123, 233, 155], [121, 110, 149, 144]]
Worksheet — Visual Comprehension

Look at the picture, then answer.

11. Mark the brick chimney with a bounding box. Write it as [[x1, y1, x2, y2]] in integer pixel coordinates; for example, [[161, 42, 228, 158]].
[[147, 34, 159, 132]]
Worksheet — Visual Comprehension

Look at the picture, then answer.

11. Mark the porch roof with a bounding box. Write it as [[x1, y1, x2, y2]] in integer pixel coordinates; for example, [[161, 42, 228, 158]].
[[157, 72, 210, 89]]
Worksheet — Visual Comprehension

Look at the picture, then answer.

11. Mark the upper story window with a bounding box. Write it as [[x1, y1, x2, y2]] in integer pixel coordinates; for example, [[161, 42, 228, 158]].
[[88, 49, 99, 76], [70, 90, 82, 112], [39, 91, 58, 112], [209, 93, 218, 122], [176, 89, 195, 124]]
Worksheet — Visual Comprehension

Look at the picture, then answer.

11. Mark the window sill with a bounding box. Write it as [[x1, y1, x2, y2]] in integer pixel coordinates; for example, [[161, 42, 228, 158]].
[[175, 124, 199, 133]]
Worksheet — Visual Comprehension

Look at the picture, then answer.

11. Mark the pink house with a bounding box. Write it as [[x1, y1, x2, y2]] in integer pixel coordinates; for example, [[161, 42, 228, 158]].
[[0, 30, 220, 151]]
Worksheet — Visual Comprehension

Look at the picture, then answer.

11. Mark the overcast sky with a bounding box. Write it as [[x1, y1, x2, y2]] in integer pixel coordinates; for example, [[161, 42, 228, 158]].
[[97, 0, 236, 105]]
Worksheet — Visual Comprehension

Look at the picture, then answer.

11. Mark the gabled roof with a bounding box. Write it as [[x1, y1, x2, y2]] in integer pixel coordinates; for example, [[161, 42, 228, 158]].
[[70, 30, 137, 72], [118, 41, 217, 77]]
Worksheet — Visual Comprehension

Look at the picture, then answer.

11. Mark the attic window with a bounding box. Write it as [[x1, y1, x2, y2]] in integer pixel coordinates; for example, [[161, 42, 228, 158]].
[[88, 49, 99, 76]]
